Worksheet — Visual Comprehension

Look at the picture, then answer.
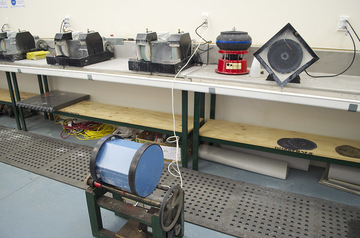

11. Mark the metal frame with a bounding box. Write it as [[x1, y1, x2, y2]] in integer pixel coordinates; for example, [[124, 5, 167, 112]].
[[56, 90, 190, 168], [4, 71, 192, 168], [4, 72, 54, 131], [85, 186, 184, 238], [10, 72, 27, 131], [3, 72, 22, 130], [0, 63, 359, 112], [37, 74, 53, 120], [192, 92, 360, 171]]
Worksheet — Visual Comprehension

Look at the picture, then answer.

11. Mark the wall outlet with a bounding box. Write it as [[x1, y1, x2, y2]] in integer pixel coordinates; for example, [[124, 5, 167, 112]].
[[201, 12, 209, 26], [63, 16, 71, 32], [337, 15, 349, 31]]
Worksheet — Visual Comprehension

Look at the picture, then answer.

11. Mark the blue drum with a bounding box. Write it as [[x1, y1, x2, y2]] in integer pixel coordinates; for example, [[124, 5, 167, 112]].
[[90, 134, 164, 197]]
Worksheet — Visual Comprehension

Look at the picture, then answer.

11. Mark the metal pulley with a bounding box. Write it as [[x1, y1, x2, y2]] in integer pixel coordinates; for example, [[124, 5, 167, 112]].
[[159, 184, 184, 232]]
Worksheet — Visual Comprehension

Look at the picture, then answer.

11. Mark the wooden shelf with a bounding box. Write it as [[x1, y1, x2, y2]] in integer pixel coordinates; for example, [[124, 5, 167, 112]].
[[199, 119, 360, 164], [0, 88, 37, 103], [58, 101, 196, 133]]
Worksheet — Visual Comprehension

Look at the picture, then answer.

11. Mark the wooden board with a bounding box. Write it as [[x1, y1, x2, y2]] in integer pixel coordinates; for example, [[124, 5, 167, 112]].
[[0, 88, 37, 102], [59, 101, 195, 133], [200, 119, 360, 164]]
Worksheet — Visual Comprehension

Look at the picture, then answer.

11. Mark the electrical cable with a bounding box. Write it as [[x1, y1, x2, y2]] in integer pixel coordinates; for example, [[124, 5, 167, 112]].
[[59, 19, 65, 33], [55, 117, 115, 140], [75, 123, 115, 140], [195, 22, 211, 44], [1, 23, 10, 32], [197, 47, 214, 53], [346, 20, 360, 43], [305, 26, 356, 78], [167, 19, 211, 188]]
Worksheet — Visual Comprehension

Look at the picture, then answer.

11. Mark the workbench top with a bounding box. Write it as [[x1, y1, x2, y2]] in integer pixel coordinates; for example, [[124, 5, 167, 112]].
[[0, 58, 359, 112]]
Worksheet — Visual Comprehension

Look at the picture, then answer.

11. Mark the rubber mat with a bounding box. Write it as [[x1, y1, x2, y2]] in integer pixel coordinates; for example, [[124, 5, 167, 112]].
[[0, 126, 359, 238]]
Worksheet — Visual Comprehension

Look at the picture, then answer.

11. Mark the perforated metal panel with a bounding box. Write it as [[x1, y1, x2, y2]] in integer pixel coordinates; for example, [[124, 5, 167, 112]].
[[158, 166, 360, 238], [0, 129, 33, 154], [5, 139, 76, 169], [0, 126, 91, 188], [46, 148, 91, 181], [1, 126, 359, 238], [44, 147, 92, 187]]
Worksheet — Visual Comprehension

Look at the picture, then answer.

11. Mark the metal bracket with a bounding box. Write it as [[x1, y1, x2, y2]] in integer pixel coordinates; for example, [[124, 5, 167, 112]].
[[348, 104, 358, 112], [209, 87, 216, 94]]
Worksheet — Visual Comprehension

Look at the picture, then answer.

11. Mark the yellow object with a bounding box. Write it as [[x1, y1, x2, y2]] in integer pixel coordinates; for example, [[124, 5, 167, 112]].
[[26, 51, 50, 60], [54, 117, 116, 140]]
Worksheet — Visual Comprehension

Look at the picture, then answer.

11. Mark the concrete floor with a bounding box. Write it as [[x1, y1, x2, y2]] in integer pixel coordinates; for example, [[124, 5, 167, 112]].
[[0, 114, 359, 238]]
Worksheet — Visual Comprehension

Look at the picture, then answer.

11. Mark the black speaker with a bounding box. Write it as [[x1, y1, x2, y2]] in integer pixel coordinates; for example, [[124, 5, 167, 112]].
[[254, 23, 319, 88]]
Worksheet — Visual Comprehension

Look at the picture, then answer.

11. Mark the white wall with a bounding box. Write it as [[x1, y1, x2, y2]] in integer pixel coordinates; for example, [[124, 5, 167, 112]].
[[0, 0, 359, 141], [1, 0, 359, 49]]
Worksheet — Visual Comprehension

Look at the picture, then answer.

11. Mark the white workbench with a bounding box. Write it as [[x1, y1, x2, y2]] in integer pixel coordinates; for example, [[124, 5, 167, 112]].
[[0, 58, 359, 112]]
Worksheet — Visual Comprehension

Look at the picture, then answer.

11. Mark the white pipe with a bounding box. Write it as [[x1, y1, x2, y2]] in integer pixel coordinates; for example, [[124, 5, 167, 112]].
[[328, 164, 360, 185], [220, 145, 310, 171], [199, 144, 288, 180]]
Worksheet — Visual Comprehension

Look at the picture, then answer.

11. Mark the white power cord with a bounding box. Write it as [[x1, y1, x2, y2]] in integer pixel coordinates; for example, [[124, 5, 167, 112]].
[[167, 20, 211, 188]]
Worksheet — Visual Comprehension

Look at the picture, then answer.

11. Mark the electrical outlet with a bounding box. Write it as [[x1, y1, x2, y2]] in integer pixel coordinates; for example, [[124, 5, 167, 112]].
[[63, 16, 71, 32], [337, 15, 349, 31], [201, 12, 209, 26]]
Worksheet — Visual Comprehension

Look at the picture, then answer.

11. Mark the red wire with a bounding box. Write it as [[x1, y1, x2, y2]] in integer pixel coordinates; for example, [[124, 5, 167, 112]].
[[60, 121, 101, 139], [63, 121, 101, 131], [60, 129, 72, 139]]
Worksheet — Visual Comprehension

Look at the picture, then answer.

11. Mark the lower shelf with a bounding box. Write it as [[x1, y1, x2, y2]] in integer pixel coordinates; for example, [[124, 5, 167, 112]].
[[58, 101, 196, 133], [0, 88, 36, 103], [199, 119, 360, 166]]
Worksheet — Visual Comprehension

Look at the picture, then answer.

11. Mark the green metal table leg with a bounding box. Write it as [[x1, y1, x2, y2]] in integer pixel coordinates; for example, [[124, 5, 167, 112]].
[[193, 92, 201, 171], [112, 192, 124, 217], [85, 187, 105, 238], [11, 72, 27, 131], [5, 72, 21, 130], [36, 74, 45, 94], [210, 94, 216, 120], [209, 93, 217, 146], [42, 75, 54, 120], [200, 92, 205, 119], [37, 75, 49, 120], [181, 90, 188, 168], [42, 75, 50, 92], [151, 216, 166, 238]]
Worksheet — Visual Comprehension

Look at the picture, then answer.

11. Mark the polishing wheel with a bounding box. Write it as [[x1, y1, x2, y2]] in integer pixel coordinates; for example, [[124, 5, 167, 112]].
[[268, 39, 303, 74], [57, 42, 70, 57], [0, 40, 6, 51], [140, 42, 151, 61]]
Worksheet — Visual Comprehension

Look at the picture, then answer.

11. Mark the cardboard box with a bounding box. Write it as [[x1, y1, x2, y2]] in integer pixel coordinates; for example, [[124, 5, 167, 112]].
[[136, 131, 186, 164]]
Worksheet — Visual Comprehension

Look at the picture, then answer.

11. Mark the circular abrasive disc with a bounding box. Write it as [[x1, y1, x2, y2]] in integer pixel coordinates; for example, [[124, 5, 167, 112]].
[[277, 138, 296, 150], [335, 145, 360, 158], [277, 138, 317, 151], [288, 138, 317, 150], [268, 39, 303, 74]]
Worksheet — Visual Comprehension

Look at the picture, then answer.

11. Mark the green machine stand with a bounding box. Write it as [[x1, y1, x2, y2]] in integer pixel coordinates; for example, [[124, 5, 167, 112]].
[[85, 177, 184, 238]]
